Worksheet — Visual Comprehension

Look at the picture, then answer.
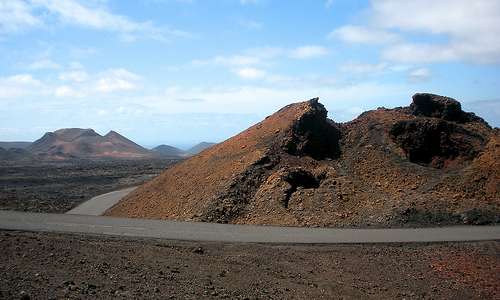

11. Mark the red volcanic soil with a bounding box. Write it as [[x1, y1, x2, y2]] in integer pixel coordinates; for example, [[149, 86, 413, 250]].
[[106, 94, 499, 227], [28, 128, 153, 160]]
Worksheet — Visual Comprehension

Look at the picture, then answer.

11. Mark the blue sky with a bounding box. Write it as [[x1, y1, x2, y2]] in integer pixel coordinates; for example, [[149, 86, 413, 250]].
[[0, 0, 499, 148]]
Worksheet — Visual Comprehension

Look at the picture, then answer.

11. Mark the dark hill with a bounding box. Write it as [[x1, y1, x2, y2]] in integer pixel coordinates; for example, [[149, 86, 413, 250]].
[[152, 145, 188, 158], [187, 142, 216, 154]]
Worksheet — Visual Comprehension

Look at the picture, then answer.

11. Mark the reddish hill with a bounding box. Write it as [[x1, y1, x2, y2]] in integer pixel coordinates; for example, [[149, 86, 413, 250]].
[[106, 94, 499, 227], [28, 128, 154, 160]]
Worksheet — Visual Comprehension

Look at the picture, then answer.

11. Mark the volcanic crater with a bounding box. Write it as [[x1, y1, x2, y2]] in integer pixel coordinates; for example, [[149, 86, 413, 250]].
[[106, 93, 499, 227]]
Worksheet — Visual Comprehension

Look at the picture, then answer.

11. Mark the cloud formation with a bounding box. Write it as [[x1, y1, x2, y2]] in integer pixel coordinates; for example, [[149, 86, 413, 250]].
[[235, 67, 266, 80], [288, 45, 329, 59], [0, 74, 43, 98], [0, 1, 40, 33], [329, 25, 399, 44], [95, 69, 141, 93], [0, 0, 189, 41], [331, 0, 500, 64], [408, 68, 431, 83]]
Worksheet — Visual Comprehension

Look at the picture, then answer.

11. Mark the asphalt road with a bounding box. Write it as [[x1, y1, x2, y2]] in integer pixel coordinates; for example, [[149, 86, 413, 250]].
[[66, 187, 137, 216], [1, 210, 499, 244]]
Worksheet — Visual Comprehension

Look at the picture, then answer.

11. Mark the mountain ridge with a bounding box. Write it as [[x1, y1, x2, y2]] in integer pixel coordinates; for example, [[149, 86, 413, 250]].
[[27, 128, 154, 160]]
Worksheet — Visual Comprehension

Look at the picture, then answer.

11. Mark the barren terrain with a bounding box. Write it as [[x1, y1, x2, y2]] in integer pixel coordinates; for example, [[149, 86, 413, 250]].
[[108, 94, 499, 227], [0, 230, 498, 299], [0, 159, 177, 213]]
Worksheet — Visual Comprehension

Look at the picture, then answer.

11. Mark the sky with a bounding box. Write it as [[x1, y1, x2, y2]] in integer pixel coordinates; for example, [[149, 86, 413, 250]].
[[0, 0, 499, 149]]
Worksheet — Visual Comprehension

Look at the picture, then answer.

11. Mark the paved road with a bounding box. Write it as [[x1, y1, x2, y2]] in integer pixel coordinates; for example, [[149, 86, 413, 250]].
[[1, 210, 499, 244], [66, 187, 137, 216]]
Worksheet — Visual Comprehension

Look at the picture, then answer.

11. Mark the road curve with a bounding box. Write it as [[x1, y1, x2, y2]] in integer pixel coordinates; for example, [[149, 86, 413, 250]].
[[1, 210, 499, 244], [66, 187, 137, 216]]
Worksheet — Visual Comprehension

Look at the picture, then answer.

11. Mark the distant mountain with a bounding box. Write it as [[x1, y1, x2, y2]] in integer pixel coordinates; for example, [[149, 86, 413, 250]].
[[187, 142, 216, 154], [151, 145, 188, 158], [0, 141, 32, 150], [27, 128, 154, 160]]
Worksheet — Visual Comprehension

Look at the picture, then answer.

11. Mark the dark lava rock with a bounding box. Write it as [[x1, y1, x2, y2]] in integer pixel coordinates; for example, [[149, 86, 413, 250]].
[[390, 118, 487, 168], [281, 168, 321, 208], [282, 98, 341, 160], [19, 290, 30, 300], [192, 247, 204, 254], [410, 93, 486, 124]]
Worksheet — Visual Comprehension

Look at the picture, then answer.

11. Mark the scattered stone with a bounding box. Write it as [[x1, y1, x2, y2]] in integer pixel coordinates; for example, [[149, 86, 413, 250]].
[[192, 247, 204, 254]]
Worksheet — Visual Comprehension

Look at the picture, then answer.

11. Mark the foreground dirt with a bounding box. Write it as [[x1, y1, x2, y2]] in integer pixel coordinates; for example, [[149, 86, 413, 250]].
[[0, 230, 498, 299], [0, 159, 177, 213]]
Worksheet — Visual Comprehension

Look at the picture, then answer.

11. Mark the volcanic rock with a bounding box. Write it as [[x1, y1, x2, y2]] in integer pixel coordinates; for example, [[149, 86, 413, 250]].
[[390, 118, 487, 168], [409, 93, 487, 124], [106, 94, 499, 227]]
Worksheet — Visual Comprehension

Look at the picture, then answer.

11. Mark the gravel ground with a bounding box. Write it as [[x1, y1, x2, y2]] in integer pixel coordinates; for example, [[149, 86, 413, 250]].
[[0, 230, 498, 299], [0, 159, 177, 213]]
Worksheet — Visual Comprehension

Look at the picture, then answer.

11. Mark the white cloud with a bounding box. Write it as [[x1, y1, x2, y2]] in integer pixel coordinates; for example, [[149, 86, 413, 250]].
[[150, 81, 408, 119], [192, 55, 262, 67], [0, 0, 40, 33], [289, 45, 329, 59], [191, 45, 331, 83], [0, 74, 43, 98], [54, 85, 81, 97], [339, 61, 419, 81], [382, 44, 459, 63], [329, 25, 399, 44], [408, 68, 431, 82], [333, 0, 500, 64], [95, 68, 141, 93], [2, 0, 189, 41], [28, 58, 61, 70], [339, 62, 388, 74], [374, 0, 500, 63], [372, 0, 499, 38], [235, 67, 266, 80], [59, 70, 89, 82], [1, 67, 143, 101], [192, 45, 329, 71], [54, 68, 142, 96]]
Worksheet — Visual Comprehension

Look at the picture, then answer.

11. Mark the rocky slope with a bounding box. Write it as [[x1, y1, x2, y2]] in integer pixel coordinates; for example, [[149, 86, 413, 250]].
[[28, 128, 154, 160], [106, 94, 499, 227]]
